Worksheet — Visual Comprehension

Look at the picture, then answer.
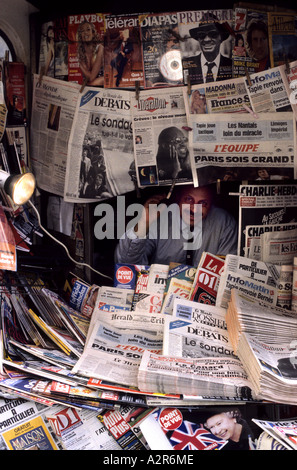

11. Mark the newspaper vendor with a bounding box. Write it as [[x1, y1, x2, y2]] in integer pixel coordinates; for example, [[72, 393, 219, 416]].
[[114, 184, 237, 266]]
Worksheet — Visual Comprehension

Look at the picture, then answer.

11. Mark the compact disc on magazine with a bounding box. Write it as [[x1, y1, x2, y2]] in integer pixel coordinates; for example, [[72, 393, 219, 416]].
[[159, 50, 183, 82]]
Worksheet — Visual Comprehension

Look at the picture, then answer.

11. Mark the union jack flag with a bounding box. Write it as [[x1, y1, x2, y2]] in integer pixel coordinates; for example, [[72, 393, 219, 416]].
[[166, 420, 227, 451]]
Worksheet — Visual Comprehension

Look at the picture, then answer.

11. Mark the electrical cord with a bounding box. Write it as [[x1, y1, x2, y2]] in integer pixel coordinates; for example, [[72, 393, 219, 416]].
[[28, 199, 113, 281]]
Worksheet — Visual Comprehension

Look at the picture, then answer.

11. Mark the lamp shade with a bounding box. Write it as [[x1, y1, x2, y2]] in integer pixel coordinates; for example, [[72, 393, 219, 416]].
[[0, 170, 36, 205]]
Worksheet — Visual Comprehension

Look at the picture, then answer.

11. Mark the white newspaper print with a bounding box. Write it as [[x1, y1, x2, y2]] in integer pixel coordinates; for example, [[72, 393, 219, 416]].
[[30, 75, 80, 196], [131, 87, 194, 188], [64, 87, 135, 202], [187, 112, 296, 186]]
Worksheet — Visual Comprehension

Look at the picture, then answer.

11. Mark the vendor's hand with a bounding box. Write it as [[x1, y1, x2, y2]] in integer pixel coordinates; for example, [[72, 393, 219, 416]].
[[134, 193, 167, 237], [169, 144, 181, 179]]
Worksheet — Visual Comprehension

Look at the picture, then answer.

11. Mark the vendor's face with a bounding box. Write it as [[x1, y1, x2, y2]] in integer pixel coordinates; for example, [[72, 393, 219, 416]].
[[196, 25, 221, 59], [206, 413, 237, 440], [178, 186, 212, 226]]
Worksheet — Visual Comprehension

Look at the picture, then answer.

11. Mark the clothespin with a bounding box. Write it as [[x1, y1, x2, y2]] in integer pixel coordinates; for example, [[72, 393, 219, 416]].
[[242, 103, 258, 119], [284, 54, 290, 74], [244, 65, 252, 87], [135, 80, 140, 103], [167, 178, 176, 199], [187, 76, 191, 96], [38, 66, 45, 85], [216, 178, 221, 195], [80, 77, 88, 93]]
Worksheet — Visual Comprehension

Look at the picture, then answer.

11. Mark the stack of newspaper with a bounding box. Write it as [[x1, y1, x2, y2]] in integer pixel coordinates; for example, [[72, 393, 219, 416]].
[[138, 350, 254, 399], [226, 290, 297, 353], [225, 289, 297, 404], [236, 332, 297, 405]]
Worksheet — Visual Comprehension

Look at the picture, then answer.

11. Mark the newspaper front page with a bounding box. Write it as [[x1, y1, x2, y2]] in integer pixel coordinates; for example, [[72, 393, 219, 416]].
[[72, 319, 162, 387], [244, 222, 297, 259], [30, 74, 80, 196], [246, 62, 295, 114], [216, 253, 281, 310], [162, 298, 237, 361], [187, 111, 296, 186], [183, 77, 251, 116], [238, 184, 297, 256], [64, 86, 135, 202], [131, 87, 194, 187]]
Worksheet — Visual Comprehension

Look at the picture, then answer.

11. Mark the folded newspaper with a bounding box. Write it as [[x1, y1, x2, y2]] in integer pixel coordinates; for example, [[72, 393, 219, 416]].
[[237, 332, 297, 404], [138, 350, 254, 399]]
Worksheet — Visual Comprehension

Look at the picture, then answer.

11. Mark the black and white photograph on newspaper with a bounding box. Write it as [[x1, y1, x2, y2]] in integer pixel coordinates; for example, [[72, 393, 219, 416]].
[[139, 12, 183, 88], [187, 112, 296, 186], [64, 86, 135, 202], [238, 184, 297, 257], [177, 9, 234, 86], [131, 86, 194, 187]]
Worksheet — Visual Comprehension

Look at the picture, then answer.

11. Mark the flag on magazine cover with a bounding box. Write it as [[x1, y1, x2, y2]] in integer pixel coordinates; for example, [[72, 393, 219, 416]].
[[167, 420, 227, 451], [153, 408, 227, 451]]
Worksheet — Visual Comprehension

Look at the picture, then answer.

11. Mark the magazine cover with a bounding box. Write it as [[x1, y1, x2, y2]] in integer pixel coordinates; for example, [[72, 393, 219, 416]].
[[53, 16, 69, 81], [38, 18, 68, 81], [2, 415, 59, 450], [140, 407, 255, 450], [38, 21, 55, 78], [268, 11, 297, 68], [238, 184, 297, 256], [67, 13, 106, 86], [104, 13, 144, 89], [177, 9, 234, 85], [3, 62, 26, 125], [232, 8, 270, 78], [139, 12, 183, 88]]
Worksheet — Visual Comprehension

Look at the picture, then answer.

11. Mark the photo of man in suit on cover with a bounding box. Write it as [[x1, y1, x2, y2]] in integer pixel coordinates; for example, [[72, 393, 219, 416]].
[[183, 13, 233, 85]]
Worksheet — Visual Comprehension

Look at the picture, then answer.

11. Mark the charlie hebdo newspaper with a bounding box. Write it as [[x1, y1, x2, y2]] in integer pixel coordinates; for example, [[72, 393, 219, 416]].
[[238, 184, 297, 257], [30, 74, 80, 196], [131, 87, 194, 187], [187, 111, 296, 186], [64, 86, 135, 202]]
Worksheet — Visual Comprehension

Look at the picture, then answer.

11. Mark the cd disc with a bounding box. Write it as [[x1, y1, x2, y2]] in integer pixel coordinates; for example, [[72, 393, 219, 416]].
[[159, 50, 183, 82]]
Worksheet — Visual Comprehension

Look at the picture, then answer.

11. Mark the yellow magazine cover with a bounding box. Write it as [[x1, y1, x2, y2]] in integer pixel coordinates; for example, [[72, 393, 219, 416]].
[[2, 415, 59, 450]]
